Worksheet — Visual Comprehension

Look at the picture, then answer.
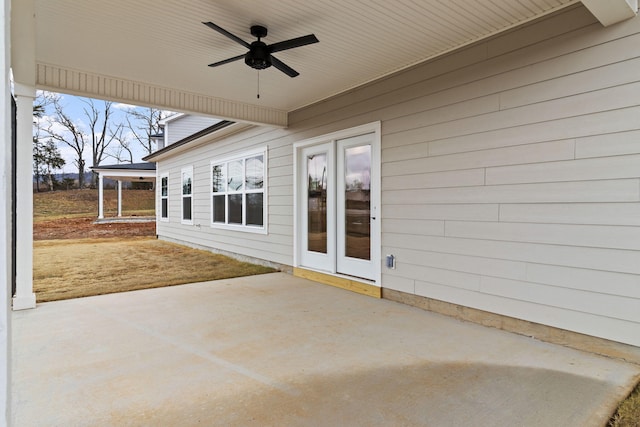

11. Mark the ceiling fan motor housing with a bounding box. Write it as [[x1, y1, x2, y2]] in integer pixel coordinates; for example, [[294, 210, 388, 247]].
[[204, 21, 318, 77], [245, 41, 272, 70]]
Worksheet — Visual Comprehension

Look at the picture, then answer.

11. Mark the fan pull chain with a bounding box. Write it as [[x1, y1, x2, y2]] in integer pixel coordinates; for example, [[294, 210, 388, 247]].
[[257, 71, 260, 99]]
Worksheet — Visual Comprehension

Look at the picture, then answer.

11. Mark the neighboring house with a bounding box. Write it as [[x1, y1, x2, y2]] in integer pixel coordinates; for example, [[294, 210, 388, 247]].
[[144, 6, 640, 349], [155, 113, 222, 150]]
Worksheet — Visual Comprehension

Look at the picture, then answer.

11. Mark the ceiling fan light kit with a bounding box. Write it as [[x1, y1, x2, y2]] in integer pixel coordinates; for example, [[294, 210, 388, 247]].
[[245, 26, 271, 70], [203, 21, 319, 78]]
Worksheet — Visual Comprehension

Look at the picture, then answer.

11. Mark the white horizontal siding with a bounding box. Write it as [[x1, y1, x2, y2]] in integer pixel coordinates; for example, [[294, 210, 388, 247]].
[[383, 169, 485, 190], [382, 274, 415, 293], [445, 221, 640, 250], [414, 280, 639, 346], [486, 153, 640, 185], [479, 276, 639, 323], [384, 246, 527, 282], [382, 204, 500, 221], [383, 94, 500, 135], [383, 233, 640, 275], [575, 130, 640, 158], [383, 139, 575, 175], [383, 179, 640, 205], [499, 56, 640, 110], [499, 203, 640, 226], [525, 263, 640, 299], [425, 106, 640, 156], [166, 115, 221, 145], [383, 219, 445, 236]]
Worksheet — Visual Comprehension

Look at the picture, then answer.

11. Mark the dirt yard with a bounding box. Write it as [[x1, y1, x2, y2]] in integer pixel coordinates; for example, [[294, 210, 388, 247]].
[[33, 217, 156, 240]]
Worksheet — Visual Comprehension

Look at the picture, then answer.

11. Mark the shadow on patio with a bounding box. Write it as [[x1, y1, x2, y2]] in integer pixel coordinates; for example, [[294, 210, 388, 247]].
[[12, 273, 640, 426]]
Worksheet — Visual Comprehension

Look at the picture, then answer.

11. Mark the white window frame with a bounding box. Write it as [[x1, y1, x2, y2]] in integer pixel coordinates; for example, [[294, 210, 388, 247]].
[[210, 147, 267, 234], [181, 166, 194, 225], [160, 173, 169, 222]]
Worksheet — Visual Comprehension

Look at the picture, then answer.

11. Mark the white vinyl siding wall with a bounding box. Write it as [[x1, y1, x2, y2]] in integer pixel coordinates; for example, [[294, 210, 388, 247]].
[[157, 127, 294, 266], [369, 6, 640, 347], [165, 115, 221, 146], [157, 4, 640, 346]]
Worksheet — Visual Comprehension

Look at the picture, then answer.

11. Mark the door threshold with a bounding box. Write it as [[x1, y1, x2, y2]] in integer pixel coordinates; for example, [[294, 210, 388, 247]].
[[293, 267, 381, 298]]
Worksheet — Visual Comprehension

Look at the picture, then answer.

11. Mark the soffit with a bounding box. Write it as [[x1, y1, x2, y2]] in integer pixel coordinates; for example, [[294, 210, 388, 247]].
[[34, 0, 579, 125]]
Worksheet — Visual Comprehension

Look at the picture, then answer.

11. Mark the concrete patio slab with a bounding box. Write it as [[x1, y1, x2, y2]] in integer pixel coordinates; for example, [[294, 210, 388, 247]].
[[12, 273, 640, 426]]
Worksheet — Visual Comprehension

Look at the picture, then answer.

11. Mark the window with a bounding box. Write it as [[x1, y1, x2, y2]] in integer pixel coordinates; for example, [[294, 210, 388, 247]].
[[181, 166, 193, 224], [211, 149, 266, 233], [160, 174, 169, 221]]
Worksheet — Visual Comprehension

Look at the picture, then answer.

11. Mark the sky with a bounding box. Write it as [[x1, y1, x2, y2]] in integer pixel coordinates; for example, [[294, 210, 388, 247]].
[[33, 91, 173, 175]]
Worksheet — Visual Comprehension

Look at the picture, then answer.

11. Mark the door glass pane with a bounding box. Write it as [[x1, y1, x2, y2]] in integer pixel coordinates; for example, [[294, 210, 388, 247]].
[[344, 145, 371, 260], [307, 153, 327, 254]]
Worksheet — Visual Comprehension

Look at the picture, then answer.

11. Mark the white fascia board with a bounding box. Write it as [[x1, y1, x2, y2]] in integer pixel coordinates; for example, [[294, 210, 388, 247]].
[[159, 112, 184, 126], [35, 64, 288, 127], [582, 0, 638, 26], [92, 169, 157, 179], [145, 122, 254, 162]]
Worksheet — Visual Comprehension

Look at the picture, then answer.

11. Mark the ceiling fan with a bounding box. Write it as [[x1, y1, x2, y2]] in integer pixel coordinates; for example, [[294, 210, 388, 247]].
[[203, 22, 319, 78]]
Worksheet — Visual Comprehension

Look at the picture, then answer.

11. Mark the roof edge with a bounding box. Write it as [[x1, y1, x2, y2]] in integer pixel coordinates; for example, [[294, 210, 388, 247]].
[[143, 120, 236, 162]]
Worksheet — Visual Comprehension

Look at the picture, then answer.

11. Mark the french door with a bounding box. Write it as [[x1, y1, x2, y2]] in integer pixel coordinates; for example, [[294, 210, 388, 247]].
[[297, 130, 378, 282]]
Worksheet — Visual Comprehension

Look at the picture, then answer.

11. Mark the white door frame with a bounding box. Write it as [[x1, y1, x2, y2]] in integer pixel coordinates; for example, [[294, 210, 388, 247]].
[[293, 122, 381, 285]]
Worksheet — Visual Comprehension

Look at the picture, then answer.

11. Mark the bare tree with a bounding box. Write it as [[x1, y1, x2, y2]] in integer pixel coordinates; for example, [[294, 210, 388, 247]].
[[105, 124, 134, 164], [83, 99, 122, 186], [125, 107, 171, 155], [33, 90, 54, 119], [45, 95, 89, 188], [44, 96, 122, 188]]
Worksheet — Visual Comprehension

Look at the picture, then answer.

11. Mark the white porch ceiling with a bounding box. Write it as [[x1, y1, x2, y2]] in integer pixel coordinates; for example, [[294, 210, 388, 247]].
[[26, 0, 624, 126]]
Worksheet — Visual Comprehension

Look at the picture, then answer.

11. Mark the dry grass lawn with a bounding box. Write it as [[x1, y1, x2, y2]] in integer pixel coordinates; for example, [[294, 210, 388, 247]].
[[609, 384, 640, 427], [34, 237, 275, 302], [34, 189, 155, 222]]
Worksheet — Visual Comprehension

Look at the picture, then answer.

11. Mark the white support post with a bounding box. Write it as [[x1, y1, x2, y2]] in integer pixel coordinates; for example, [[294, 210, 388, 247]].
[[9, 0, 37, 419], [2, 0, 13, 418], [12, 83, 36, 311], [98, 173, 104, 219], [117, 180, 122, 217]]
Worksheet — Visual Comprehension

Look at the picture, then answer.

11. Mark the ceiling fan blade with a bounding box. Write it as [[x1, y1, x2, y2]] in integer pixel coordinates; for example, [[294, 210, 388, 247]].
[[208, 54, 246, 67], [202, 22, 250, 48], [269, 34, 319, 53], [271, 56, 300, 78]]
